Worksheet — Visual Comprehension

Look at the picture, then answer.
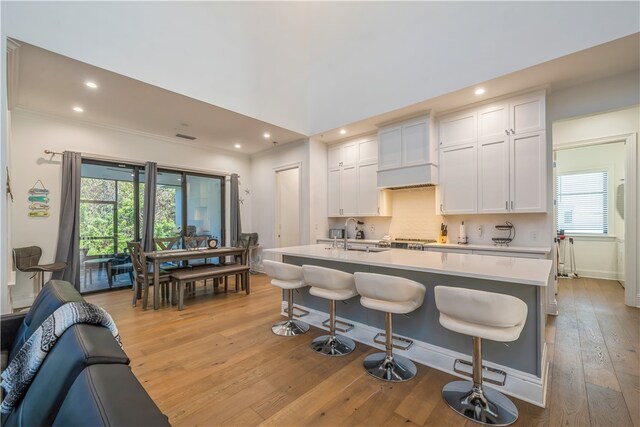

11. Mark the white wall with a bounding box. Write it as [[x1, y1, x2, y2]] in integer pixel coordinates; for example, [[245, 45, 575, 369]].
[[1, 2, 309, 134], [9, 110, 251, 306], [306, 2, 640, 134], [555, 143, 625, 279], [250, 139, 310, 251]]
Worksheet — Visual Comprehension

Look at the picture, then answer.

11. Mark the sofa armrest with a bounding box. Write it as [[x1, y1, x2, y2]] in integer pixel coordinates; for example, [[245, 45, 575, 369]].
[[1, 313, 26, 353]]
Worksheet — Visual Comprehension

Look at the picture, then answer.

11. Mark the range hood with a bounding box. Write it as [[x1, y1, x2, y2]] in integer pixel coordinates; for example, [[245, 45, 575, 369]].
[[377, 163, 438, 189]]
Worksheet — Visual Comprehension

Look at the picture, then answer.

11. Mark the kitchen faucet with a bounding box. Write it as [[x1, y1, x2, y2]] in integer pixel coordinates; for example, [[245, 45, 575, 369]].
[[344, 217, 358, 250]]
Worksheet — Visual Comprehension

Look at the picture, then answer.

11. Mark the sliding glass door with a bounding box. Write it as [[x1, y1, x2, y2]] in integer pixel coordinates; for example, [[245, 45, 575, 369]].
[[79, 160, 225, 294]]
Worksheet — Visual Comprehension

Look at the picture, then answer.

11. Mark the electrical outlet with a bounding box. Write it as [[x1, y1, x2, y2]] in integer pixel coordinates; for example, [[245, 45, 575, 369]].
[[370, 224, 375, 233], [478, 225, 483, 237]]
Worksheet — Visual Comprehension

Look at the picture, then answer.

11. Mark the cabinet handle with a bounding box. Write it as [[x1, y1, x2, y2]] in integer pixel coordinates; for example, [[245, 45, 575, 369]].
[[505, 130, 509, 135], [440, 203, 443, 212], [510, 129, 515, 134], [511, 201, 514, 210], [505, 201, 508, 210]]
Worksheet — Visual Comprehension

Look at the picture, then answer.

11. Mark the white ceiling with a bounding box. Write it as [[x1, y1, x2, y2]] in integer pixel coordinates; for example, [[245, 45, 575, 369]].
[[13, 41, 307, 155], [319, 33, 640, 144]]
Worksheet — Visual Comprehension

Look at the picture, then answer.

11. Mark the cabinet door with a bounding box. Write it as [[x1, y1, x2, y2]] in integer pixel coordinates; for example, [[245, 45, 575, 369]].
[[342, 143, 357, 167], [378, 126, 402, 170], [510, 131, 546, 212], [340, 166, 358, 216], [510, 95, 544, 134], [402, 119, 429, 166], [478, 137, 510, 213], [438, 111, 477, 147], [358, 139, 378, 164], [478, 103, 509, 139], [328, 168, 341, 216], [440, 144, 477, 214], [357, 162, 379, 215], [328, 146, 342, 169]]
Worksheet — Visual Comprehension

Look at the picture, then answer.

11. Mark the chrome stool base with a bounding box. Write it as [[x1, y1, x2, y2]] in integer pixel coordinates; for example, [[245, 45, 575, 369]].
[[311, 334, 355, 356], [271, 319, 309, 336], [442, 380, 518, 426], [363, 352, 417, 382]]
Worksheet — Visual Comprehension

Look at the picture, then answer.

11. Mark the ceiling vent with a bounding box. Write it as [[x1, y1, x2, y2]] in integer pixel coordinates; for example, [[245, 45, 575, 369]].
[[175, 133, 196, 141]]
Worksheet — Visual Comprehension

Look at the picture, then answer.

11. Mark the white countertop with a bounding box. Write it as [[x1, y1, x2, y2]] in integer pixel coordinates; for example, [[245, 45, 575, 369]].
[[424, 242, 551, 254], [266, 244, 551, 287]]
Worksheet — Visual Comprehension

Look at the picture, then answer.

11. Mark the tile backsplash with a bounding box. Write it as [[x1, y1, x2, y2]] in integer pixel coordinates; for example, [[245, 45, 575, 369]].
[[388, 187, 442, 240]]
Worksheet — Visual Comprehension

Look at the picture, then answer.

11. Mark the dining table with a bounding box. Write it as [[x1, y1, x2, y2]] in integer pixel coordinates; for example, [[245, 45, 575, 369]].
[[144, 247, 246, 310]]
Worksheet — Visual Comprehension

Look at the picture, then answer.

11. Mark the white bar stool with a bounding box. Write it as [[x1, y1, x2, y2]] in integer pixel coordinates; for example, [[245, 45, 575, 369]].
[[263, 260, 309, 336], [302, 265, 358, 356], [354, 272, 426, 382], [434, 286, 528, 426]]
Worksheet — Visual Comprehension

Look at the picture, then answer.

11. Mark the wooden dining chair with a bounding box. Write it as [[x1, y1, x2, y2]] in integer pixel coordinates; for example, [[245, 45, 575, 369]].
[[153, 237, 181, 251], [128, 242, 173, 309]]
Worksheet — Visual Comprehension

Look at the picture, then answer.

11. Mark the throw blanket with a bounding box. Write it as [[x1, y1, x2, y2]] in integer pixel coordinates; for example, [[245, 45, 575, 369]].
[[0, 302, 121, 414]]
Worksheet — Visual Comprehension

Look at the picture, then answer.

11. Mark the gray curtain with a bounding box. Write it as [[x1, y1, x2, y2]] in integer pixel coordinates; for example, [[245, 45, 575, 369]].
[[53, 151, 81, 288], [230, 173, 242, 247], [141, 162, 157, 252]]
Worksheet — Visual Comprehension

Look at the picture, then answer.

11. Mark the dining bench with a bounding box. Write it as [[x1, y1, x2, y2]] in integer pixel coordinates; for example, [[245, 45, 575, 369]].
[[170, 264, 250, 310]]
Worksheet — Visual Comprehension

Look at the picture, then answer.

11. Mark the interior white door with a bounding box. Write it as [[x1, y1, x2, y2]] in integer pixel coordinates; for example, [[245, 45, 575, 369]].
[[276, 167, 300, 247], [478, 137, 510, 213], [510, 131, 546, 212]]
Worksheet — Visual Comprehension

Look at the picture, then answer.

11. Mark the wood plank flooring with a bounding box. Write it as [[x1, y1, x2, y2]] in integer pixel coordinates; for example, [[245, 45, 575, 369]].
[[87, 276, 639, 426]]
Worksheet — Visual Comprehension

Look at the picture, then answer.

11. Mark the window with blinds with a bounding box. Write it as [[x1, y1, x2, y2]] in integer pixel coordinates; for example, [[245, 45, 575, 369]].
[[556, 170, 608, 234]]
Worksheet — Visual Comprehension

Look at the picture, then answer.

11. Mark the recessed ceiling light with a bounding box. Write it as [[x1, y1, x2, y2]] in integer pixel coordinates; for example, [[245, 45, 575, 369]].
[[85, 81, 98, 89], [263, 133, 271, 139], [72, 106, 84, 113], [339, 129, 346, 135], [474, 88, 486, 95], [234, 143, 242, 149]]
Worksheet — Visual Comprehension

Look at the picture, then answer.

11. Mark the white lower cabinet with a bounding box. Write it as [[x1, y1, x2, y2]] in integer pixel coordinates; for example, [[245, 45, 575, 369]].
[[439, 144, 477, 214]]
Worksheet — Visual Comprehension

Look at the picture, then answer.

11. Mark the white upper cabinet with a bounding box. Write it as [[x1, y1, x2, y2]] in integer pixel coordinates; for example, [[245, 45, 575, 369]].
[[439, 143, 477, 214], [439, 111, 477, 147], [510, 94, 545, 135], [478, 137, 510, 213], [437, 90, 546, 215], [378, 126, 403, 170], [328, 137, 389, 217], [357, 138, 378, 164], [510, 131, 546, 212], [328, 142, 357, 168], [327, 168, 341, 216], [478, 103, 509, 140], [402, 119, 429, 166]]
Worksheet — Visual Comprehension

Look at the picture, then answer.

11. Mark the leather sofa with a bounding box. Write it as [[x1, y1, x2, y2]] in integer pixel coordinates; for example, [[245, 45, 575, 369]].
[[1, 280, 170, 427]]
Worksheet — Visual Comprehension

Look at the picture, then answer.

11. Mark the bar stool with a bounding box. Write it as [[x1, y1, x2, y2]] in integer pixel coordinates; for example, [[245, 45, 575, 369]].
[[434, 286, 527, 426], [263, 260, 310, 336], [302, 265, 357, 356], [354, 272, 426, 382]]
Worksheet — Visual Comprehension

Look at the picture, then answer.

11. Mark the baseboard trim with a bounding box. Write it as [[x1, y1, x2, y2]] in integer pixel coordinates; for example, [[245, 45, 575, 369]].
[[575, 269, 618, 280], [283, 302, 548, 408]]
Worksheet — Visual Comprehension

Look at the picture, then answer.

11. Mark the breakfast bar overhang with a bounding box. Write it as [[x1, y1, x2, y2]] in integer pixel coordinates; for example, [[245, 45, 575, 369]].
[[265, 244, 553, 408]]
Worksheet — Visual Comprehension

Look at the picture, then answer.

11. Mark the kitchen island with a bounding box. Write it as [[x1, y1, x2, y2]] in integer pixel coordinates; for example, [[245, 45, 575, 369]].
[[265, 244, 552, 407]]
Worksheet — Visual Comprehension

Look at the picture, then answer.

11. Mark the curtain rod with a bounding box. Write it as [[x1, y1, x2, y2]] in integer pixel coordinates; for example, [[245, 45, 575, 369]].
[[43, 149, 237, 177]]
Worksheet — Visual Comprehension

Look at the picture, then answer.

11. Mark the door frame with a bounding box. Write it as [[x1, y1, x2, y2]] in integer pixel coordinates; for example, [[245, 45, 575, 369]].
[[274, 162, 302, 248], [553, 132, 638, 307]]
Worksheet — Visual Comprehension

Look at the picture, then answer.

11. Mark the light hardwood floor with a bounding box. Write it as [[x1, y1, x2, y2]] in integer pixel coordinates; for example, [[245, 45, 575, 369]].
[[87, 275, 639, 427]]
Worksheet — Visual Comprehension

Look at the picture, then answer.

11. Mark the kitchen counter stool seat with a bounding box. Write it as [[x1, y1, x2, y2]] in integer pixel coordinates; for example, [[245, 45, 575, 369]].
[[263, 260, 309, 336], [354, 272, 426, 382], [302, 265, 358, 356], [434, 286, 527, 426]]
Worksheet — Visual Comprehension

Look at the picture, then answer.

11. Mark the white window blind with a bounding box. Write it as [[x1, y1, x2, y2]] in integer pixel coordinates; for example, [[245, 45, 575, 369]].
[[556, 171, 608, 234]]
